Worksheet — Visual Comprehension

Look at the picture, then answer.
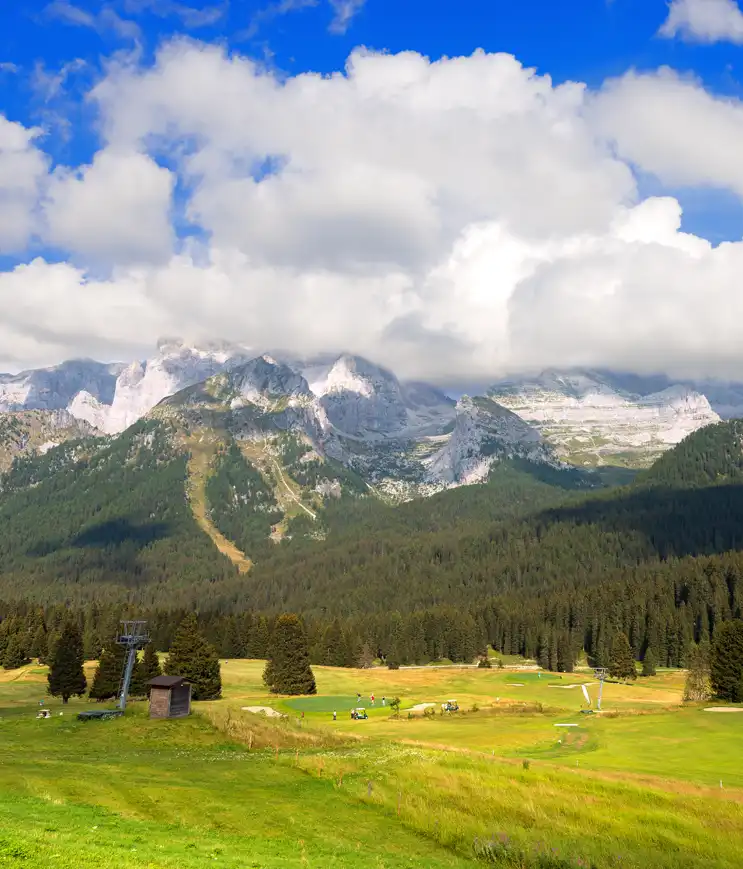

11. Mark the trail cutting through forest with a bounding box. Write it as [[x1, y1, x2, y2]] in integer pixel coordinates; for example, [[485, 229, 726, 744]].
[[185, 434, 253, 574]]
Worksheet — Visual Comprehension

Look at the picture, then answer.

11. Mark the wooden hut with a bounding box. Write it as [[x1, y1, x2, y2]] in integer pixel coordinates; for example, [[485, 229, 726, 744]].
[[148, 675, 192, 719]]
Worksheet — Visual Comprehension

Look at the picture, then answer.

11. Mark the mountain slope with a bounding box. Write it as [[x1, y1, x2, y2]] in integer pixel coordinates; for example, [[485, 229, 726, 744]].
[[0, 420, 239, 605], [490, 369, 720, 468], [241, 419, 743, 615], [640, 419, 743, 489], [0, 359, 121, 411], [0, 410, 99, 472]]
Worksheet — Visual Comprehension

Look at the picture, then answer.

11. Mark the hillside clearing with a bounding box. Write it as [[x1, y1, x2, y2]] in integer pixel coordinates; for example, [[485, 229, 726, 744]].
[[184, 433, 253, 573]]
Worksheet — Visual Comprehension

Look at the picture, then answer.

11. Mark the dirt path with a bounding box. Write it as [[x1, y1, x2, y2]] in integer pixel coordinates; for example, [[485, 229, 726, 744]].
[[269, 454, 316, 519], [186, 438, 252, 574]]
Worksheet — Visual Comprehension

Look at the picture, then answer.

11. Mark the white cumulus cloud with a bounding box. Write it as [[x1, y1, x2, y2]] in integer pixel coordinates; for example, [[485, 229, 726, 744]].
[[43, 149, 175, 265], [0, 116, 48, 254], [659, 0, 743, 44], [591, 68, 743, 196], [5, 43, 743, 384]]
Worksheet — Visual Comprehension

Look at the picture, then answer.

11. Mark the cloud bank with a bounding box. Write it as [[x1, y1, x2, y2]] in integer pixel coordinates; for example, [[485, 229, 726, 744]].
[[4, 42, 743, 383]]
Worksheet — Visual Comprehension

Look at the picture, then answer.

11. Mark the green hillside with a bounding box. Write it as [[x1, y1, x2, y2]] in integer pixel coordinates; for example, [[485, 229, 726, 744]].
[[0, 413, 587, 607], [0, 420, 238, 606], [2, 418, 743, 670]]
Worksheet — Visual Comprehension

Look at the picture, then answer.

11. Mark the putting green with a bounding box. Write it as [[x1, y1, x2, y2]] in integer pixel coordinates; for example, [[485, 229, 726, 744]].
[[283, 695, 366, 713], [504, 672, 561, 683]]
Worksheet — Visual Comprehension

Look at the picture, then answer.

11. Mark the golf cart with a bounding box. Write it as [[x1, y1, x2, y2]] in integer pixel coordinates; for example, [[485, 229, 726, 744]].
[[351, 708, 369, 720], [441, 699, 459, 713], [36, 709, 51, 719]]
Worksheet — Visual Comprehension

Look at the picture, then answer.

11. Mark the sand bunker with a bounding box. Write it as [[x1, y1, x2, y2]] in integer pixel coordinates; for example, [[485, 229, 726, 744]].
[[703, 707, 743, 713], [409, 703, 436, 713], [506, 683, 525, 687], [242, 706, 283, 717]]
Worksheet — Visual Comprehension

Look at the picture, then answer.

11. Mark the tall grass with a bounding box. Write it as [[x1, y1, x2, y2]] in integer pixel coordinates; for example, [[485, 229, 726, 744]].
[[201, 704, 348, 750], [288, 744, 743, 868]]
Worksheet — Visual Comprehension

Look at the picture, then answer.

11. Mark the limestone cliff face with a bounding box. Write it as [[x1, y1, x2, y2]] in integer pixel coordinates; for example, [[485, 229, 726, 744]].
[[425, 396, 551, 485], [0, 409, 99, 472], [490, 369, 721, 467]]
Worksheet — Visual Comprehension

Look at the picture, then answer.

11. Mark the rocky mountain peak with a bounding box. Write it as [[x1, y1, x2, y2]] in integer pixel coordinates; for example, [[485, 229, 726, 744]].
[[230, 356, 311, 403]]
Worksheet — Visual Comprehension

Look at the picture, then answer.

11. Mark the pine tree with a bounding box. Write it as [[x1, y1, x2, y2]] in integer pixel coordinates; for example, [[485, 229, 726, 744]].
[[609, 632, 637, 681], [47, 622, 87, 703], [263, 614, 316, 695], [641, 648, 657, 677], [684, 641, 712, 702], [89, 645, 126, 701], [357, 642, 375, 669], [248, 616, 270, 659], [165, 614, 222, 700], [710, 620, 743, 702], [537, 633, 549, 670], [2, 635, 29, 670], [320, 619, 346, 667], [131, 644, 162, 697], [220, 616, 246, 658], [0, 617, 17, 662], [42, 630, 60, 667], [556, 633, 574, 673], [548, 630, 558, 672], [29, 624, 48, 660]]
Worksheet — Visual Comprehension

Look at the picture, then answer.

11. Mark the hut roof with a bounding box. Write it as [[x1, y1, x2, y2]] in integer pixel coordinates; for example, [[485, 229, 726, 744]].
[[148, 675, 189, 688]]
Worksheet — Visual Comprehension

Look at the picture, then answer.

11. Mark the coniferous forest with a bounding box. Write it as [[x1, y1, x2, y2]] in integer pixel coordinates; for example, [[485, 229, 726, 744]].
[[1, 420, 743, 671]]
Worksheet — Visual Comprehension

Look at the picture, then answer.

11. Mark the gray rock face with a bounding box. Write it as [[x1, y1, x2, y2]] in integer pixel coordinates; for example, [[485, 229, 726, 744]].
[[230, 355, 311, 401], [490, 368, 721, 467], [0, 360, 122, 412], [0, 408, 100, 472], [298, 354, 454, 439], [426, 396, 549, 484]]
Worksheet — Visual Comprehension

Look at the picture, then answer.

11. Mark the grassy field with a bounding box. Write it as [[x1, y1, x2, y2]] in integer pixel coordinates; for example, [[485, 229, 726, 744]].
[[1, 659, 742, 868]]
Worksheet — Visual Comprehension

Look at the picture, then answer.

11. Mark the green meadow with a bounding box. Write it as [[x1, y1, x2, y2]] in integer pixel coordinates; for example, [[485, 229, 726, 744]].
[[1, 660, 742, 868]]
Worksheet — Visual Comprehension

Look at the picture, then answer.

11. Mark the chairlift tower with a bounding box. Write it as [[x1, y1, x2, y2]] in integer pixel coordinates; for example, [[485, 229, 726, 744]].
[[593, 667, 608, 711], [116, 620, 150, 711]]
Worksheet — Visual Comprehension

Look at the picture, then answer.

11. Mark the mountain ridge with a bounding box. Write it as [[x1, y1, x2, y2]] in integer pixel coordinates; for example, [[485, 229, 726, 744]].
[[3, 341, 743, 476]]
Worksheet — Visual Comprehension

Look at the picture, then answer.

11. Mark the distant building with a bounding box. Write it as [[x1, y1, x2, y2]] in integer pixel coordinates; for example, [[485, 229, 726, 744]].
[[147, 675, 192, 719]]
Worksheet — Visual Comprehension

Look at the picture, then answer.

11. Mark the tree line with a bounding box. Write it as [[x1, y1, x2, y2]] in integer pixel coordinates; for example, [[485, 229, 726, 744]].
[[13, 605, 743, 704]]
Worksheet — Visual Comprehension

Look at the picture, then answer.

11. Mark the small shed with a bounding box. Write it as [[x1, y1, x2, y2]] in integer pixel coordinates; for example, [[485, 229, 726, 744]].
[[148, 675, 192, 719]]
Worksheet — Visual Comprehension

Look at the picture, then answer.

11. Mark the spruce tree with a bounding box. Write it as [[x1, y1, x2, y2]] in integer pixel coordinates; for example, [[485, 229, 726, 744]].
[[263, 614, 316, 695], [548, 630, 558, 672], [220, 616, 246, 658], [30, 625, 48, 660], [3, 635, 29, 670], [42, 630, 60, 667], [320, 619, 346, 666], [609, 632, 637, 681], [165, 614, 222, 700], [537, 634, 550, 670], [684, 641, 712, 702], [131, 644, 162, 697], [89, 645, 126, 702], [357, 642, 375, 669], [47, 622, 87, 703], [556, 633, 574, 673], [641, 648, 657, 677], [0, 618, 17, 662], [248, 616, 270, 659], [710, 620, 743, 702]]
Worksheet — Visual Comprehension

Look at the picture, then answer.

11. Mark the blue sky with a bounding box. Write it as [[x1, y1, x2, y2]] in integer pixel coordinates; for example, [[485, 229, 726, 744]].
[[1, 0, 742, 244], [4, 0, 743, 380], [0, 3, 739, 147]]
